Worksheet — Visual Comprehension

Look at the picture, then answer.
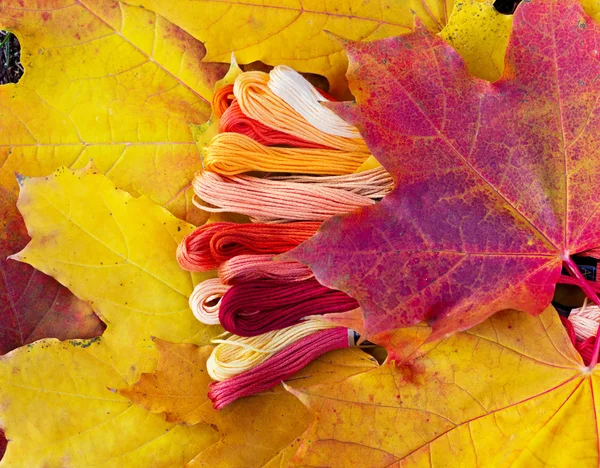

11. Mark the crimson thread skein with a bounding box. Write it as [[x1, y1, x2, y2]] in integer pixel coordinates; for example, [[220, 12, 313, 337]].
[[177, 221, 320, 272], [218, 278, 359, 336], [208, 327, 349, 410]]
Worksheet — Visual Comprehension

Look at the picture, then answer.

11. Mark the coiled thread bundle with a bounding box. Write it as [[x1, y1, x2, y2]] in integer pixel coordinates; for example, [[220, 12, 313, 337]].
[[177, 221, 320, 271], [203, 132, 367, 176], [207, 318, 337, 381], [179, 65, 390, 409], [218, 254, 313, 285], [219, 278, 359, 336], [209, 327, 349, 410], [193, 169, 392, 223]]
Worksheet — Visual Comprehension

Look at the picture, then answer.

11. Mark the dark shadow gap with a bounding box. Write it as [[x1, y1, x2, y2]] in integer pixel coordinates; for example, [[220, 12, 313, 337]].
[[0, 31, 23, 85], [494, 0, 523, 15]]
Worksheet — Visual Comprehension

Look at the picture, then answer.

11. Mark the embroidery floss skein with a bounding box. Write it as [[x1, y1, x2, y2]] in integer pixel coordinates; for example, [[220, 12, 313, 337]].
[[560, 315, 596, 366], [218, 254, 313, 285], [208, 327, 350, 410], [268, 65, 361, 139], [193, 170, 391, 223], [569, 299, 600, 341], [206, 318, 337, 381], [219, 100, 327, 149], [233, 71, 369, 153], [219, 278, 359, 336], [189, 278, 231, 325], [203, 132, 367, 175], [177, 221, 320, 271], [212, 84, 235, 117]]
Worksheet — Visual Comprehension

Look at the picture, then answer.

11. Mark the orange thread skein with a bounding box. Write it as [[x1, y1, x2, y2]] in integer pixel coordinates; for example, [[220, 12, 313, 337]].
[[203, 132, 367, 175], [177, 221, 320, 272], [212, 84, 235, 118]]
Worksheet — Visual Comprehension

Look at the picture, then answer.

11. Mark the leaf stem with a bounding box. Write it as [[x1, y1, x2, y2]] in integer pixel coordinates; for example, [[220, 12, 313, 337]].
[[564, 256, 600, 368], [0, 32, 11, 49]]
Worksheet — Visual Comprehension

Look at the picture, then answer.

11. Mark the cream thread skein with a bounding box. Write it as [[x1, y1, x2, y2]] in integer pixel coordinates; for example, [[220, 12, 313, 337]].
[[189, 278, 231, 325], [206, 318, 337, 381], [268, 65, 362, 139]]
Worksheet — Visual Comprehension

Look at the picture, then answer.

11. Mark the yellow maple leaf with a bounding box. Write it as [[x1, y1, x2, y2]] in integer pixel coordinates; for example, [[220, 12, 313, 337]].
[[120, 339, 377, 467], [114, 0, 511, 93], [0, 0, 228, 224], [288, 307, 598, 466], [0, 338, 220, 466], [11, 164, 212, 379], [583, 0, 600, 20]]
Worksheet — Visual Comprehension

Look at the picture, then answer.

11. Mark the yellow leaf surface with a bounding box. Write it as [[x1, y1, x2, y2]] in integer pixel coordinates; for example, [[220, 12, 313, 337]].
[[0, 338, 220, 467], [120, 339, 378, 467], [440, 0, 513, 81], [123, 0, 508, 93], [583, 0, 600, 20], [11, 165, 214, 380], [288, 307, 600, 466], [0, 0, 228, 223]]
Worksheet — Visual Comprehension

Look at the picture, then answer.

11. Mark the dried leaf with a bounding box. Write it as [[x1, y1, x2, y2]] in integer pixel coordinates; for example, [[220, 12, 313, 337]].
[[120, 339, 377, 467], [288, 307, 598, 466], [0, 166, 226, 464], [440, 0, 512, 81], [289, 0, 600, 342], [0, 338, 221, 466]]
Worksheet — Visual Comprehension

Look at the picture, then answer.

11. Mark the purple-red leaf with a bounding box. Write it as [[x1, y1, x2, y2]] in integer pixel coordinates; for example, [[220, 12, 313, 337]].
[[289, 0, 600, 341], [0, 187, 105, 355]]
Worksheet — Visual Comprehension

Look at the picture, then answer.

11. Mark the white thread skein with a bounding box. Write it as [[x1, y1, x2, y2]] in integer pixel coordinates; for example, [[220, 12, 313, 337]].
[[268, 65, 362, 139]]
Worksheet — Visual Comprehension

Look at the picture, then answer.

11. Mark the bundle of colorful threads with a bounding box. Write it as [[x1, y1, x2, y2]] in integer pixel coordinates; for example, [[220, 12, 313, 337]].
[[176, 65, 393, 409], [560, 298, 600, 365]]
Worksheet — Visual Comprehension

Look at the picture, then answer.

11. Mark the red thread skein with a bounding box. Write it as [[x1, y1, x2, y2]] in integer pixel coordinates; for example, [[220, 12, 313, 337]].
[[177, 221, 320, 272], [219, 100, 329, 149], [209, 327, 349, 410], [218, 278, 359, 336]]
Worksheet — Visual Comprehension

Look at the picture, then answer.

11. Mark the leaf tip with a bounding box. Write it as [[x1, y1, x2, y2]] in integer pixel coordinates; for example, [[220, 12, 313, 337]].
[[411, 13, 428, 33], [6, 250, 24, 263], [322, 29, 351, 47]]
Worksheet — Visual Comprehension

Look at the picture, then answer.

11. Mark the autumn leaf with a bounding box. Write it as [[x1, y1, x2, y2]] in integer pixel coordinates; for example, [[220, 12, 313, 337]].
[[120, 339, 377, 467], [0, 166, 240, 464], [123, 0, 511, 93], [287, 307, 600, 466], [10, 164, 214, 378], [0, 0, 228, 224], [0, 337, 224, 466], [289, 0, 600, 343], [0, 185, 104, 355]]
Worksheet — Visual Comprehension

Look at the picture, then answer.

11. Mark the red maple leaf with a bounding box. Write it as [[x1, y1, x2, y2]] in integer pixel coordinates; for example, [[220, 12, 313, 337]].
[[289, 0, 600, 344], [0, 187, 105, 354]]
